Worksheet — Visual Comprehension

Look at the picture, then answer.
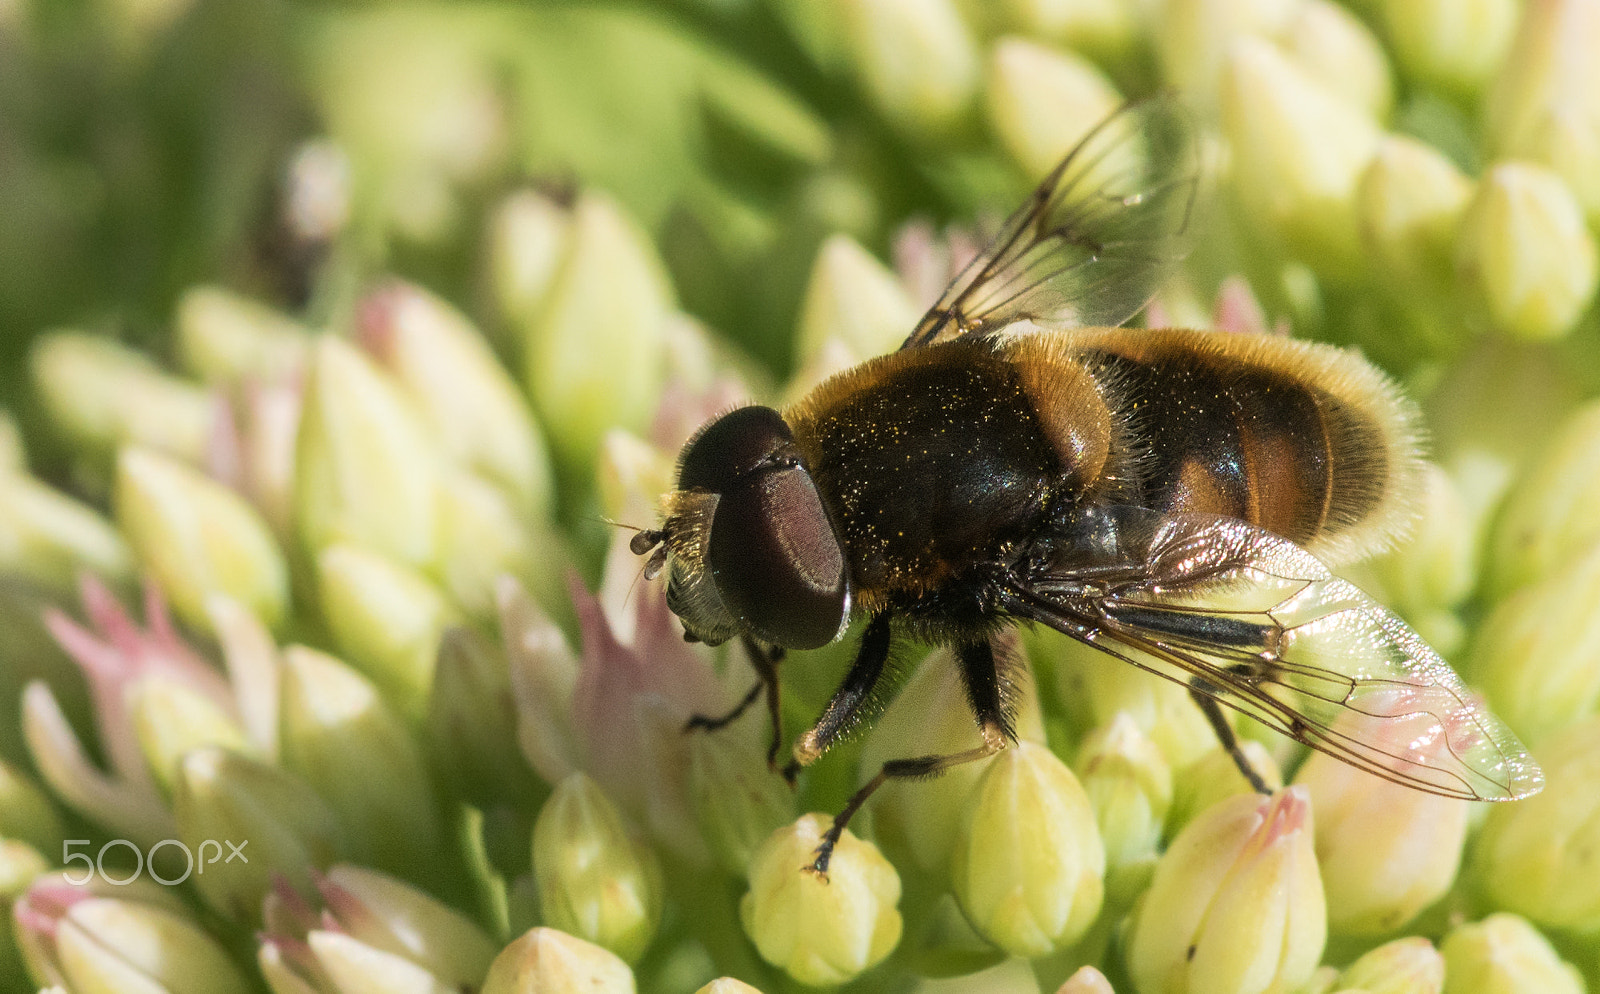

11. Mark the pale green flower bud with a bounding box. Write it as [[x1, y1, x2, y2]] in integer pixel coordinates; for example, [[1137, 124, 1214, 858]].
[[434, 469, 551, 620], [316, 544, 460, 718], [1369, 462, 1477, 621], [175, 285, 310, 385], [1483, 399, 1600, 600], [481, 927, 636, 994], [1485, 0, 1600, 227], [295, 336, 439, 569], [695, 979, 764, 994], [1439, 914, 1584, 994], [794, 234, 919, 369], [1455, 162, 1598, 341], [427, 626, 541, 806], [115, 446, 290, 634], [1281, 0, 1394, 119], [1470, 541, 1600, 745], [521, 191, 671, 474], [488, 189, 573, 334], [129, 673, 253, 795], [259, 863, 498, 994], [687, 731, 795, 877], [18, 892, 252, 994], [839, 0, 979, 137], [1154, 0, 1298, 107], [1221, 37, 1382, 276], [30, 331, 214, 469], [1473, 715, 1600, 930], [1336, 937, 1445, 994], [172, 747, 344, 921], [986, 37, 1123, 182], [359, 281, 553, 518], [1075, 713, 1172, 898], [1000, 0, 1137, 62], [951, 740, 1104, 957], [1357, 137, 1472, 295], [533, 773, 663, 964], [0, 472, 133, 597], [1378, 0, 1518, 98], [1293, 743, 1467, 936], [859, 644, 1045, 879], [0, 759, 64, 855], [1126, 788, 1325, 994], [740, 813, 902, 986], [279, 646, 442, 871]]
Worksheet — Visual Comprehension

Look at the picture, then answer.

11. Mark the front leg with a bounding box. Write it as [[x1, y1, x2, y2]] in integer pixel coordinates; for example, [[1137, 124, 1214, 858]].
[[788, 614, 893, 774]]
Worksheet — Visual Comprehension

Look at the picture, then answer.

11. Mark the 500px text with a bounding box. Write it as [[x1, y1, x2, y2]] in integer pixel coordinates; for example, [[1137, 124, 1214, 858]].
[[63, 838, 249, 886]]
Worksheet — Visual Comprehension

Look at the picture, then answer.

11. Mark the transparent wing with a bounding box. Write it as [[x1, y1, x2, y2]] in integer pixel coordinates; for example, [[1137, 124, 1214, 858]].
[[902, 96, 1200, 350], [1009, 508, 1543, 801]]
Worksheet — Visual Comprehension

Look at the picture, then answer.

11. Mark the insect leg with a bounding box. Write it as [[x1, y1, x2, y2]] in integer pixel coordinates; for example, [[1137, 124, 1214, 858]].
[[684, 639, 787, 772], [788, 614, 893, 774], [1188, 682, 1272, 794], [809, 638, 1013, 876]]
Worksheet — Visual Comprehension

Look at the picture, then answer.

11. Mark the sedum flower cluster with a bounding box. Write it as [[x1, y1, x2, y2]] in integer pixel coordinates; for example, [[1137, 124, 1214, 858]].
[[2, 1, 1600, 993]]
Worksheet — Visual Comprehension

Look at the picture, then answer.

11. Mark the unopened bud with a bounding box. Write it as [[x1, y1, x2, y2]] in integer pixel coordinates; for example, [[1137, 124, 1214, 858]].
[[175, 285, 310, 384], [295, 336, 439, 568], [0, 760, 63, 855], [316, 544, 459, 719], [1473, 715, 1600, 931], [280, 646, 442, 871], [30, 331, 214, 468], [1165, 740, 1284, 839], [172, 747, 343, 921], [839, 0, 979, 137], [521, 191, 670, 474], [1358, 136, 1473, 295], [1470, 541, 1600, 745], [1379, 0, 1518, 98], [129, 673, 253, 796], [1439, 913, 1584, 994], [1336, 936, 1445, 994], [985, 37, 1122, 183], [794, 234, 919, 369], [1075, 713, 1172, 898], [533, 773, 663, 964], [740, 814, 902, 986], [0, 472, 133, 596], [481, 927, 636, 994], [1282, 0, 1394, 118], [1483, 398, 1600, 600], [358, 281, 553, 517], [1221, 38, 1382, 277], [1126, 788, 1325, 994], [115, 446, 289, 633], [1294, 743, 1468, 936], [952, 740, 1104, 957], [1455, 161, 1598, 341], [1485, 0, 1600, 227]]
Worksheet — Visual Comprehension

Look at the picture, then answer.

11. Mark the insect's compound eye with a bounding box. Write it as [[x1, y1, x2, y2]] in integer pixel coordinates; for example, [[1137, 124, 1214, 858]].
[[708, 463, 849, 650], [678, 405, 793, 492]]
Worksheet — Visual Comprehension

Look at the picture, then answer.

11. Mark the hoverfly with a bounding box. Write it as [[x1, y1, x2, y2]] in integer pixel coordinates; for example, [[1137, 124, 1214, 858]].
[[632, 97, 1542, 873]]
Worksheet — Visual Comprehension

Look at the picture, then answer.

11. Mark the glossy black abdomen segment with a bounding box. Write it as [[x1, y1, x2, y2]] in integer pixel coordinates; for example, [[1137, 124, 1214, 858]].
[[788, 341, 1062, 596], [1087, 340, 1383, 547]]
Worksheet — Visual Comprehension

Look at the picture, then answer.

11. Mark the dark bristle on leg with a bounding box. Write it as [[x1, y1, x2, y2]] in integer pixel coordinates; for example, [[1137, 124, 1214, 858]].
[[1189, 684, 1273, 794]]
